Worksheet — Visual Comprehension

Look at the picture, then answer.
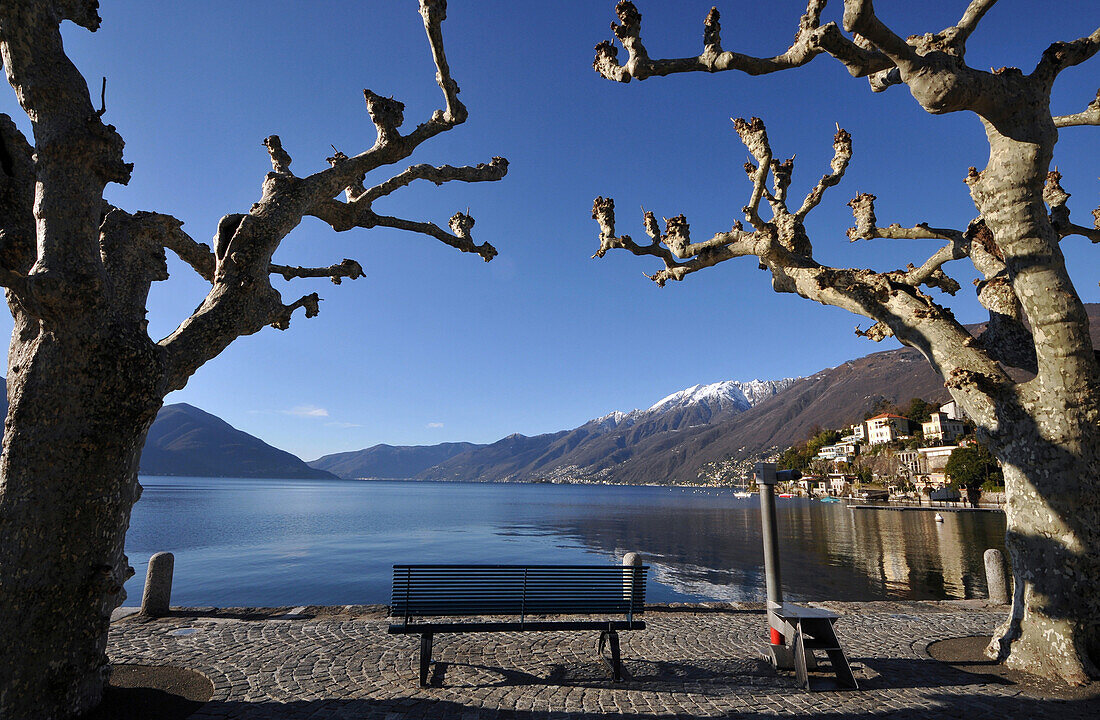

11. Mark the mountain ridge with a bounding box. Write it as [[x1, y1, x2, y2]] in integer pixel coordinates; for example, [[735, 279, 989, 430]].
[[140, 403, 336, 479]]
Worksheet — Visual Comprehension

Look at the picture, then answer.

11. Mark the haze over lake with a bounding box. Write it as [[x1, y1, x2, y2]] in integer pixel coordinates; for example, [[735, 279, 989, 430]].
[[125, 477, 1006, 607]]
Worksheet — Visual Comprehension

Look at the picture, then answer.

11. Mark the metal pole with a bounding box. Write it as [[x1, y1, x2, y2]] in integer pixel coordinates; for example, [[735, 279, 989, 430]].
[[755, 463, 783, 646]]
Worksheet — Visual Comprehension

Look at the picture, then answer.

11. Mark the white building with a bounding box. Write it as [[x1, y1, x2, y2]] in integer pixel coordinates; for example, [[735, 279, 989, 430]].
[[916, 445, 958, 488], [866, 414, 913, 445], [939, 400, 968, 421], [896, 449, 922, 478], [816, 441, 860, 463], [923, 411, 965, 444]]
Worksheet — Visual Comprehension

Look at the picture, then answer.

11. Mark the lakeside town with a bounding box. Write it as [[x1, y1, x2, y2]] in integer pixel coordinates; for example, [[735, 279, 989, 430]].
[[770, 399, 1000, 503]]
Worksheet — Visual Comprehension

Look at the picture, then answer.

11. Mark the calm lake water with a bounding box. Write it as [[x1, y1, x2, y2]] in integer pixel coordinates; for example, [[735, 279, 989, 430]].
[[124, 477, 1006, 607]]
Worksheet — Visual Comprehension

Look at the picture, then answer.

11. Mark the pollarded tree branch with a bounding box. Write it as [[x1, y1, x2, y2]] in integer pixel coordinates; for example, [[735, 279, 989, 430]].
[[1033, 27, 1100, 83], [844, 191, 970, 295], [159, 0, 505, 393], [1054, 89, 1100, 128], [356, 158, 508, 205], [161, 223, 216, 284], [733, 118, 774, 230], [954, 0, 1000, 45], [845, 192, 966, 244], [270, 259, 364, 284], [591, 115, 1011, 427], [591, 196, 760, 287], [306, 157, 506, 261], [270, 292, 320, 331], [1045, 170, 1100, 243], [841, 0, 919, 68], [796, 127, 853, 220], [593, 1, 891, 84]]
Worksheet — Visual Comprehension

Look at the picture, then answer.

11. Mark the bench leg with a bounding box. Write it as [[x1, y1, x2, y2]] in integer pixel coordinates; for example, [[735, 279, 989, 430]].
[[599, 630, 622, 682], [419, 632, 433, 687]]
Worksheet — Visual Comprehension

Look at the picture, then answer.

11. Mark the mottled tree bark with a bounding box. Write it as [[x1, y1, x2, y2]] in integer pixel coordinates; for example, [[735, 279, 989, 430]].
[[0, 2, 506, 718], [591, 0, 1100, 684]]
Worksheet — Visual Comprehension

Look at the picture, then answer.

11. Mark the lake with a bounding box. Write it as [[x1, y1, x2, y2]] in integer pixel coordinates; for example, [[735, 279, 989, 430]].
[[124, 477, 1007, 607]]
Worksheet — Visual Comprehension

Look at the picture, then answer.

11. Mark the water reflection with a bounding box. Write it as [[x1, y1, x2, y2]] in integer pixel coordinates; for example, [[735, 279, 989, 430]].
[[125, 479, 1005, 607], [500, 492, 1004, 602]]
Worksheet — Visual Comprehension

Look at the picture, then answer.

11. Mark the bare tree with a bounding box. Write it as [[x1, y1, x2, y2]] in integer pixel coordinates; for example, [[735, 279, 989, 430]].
[[0, 1, 506, 717], [591, 1, 1100, 684]]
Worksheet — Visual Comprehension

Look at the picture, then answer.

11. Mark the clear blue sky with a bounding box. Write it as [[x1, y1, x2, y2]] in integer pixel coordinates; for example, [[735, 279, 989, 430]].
[[1, 1, 1097, 460]]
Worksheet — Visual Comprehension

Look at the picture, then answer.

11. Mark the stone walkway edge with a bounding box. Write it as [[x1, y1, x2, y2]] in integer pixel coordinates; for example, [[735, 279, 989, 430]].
[[107, 600, 1099, 719]]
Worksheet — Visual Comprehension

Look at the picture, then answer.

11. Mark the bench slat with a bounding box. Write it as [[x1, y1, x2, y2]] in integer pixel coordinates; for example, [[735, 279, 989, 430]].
[[389, 564, 647, 619]]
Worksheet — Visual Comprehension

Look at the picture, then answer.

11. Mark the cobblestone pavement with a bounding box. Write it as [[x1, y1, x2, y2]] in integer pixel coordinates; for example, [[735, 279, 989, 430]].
[[108, 601, 1099, 719]]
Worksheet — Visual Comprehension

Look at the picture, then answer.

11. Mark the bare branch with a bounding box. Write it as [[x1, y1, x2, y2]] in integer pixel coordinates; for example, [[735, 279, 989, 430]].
[[419, 0, 465, 125], [593, 1, 893, 83], [270, 258, 364, 285], [270, 292, 320, 331], [591, 196, 757, 286], [56, 0, 102, 31], [263, 135, 294, 176], [160, 0, 504, 392], [886, 243, 967, 295], [306, 157, 506, 261], [1033, 26, 1100, 83], [841, 0, 919, 68], [1045, 170, 1100, 243], [845, 193, 964, 243], [357, 157, 508, 205], [380, 211, 497, 261], [855, 321, 893, 341], [811, 22, 895, 79], [1053, 89, 1100, 128], [953, 0, 1000, 47], [732, 117, 773, 230], [161, 223, 216, 284], [796, 127, 853, 220]]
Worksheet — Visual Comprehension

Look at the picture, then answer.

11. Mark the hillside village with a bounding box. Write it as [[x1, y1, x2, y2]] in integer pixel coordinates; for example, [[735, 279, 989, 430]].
[[770, 399, 1002, 500]]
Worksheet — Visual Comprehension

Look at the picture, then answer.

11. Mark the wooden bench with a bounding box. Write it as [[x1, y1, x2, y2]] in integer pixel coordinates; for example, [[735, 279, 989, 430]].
[[387, 564, 647, 686]]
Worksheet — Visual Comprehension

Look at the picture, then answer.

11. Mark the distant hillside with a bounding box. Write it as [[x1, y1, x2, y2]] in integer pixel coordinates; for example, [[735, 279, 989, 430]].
[[418, 304, 1100, 485], [140, 404, 335, 479], [309, 442, 485, 479], [417, 379, 798, 483]]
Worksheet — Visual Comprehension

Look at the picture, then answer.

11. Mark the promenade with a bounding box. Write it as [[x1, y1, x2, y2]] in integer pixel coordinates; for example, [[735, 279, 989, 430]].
[[106, 600, 1100, 719]]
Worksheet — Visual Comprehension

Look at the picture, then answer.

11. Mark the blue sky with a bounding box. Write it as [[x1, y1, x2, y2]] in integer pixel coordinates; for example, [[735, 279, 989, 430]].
[[1, 1, 1097, 460]]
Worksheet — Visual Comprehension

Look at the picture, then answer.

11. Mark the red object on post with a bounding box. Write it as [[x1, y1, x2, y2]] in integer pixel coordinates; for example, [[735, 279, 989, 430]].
[[770, 627, 784, 645]]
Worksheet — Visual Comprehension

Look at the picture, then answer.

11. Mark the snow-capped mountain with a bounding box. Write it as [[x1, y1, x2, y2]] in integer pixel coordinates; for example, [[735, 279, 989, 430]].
[[587, 378, 799, 432], [646, 379, 797, 415]]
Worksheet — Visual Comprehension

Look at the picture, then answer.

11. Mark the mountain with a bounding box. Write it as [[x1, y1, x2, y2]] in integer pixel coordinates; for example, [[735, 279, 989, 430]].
[[139, 404, 336, 479], [0, 380, 332, 479], [413, 304, 1100, 485], [415, 378, 798, 484], [309, 442, 485, 479]]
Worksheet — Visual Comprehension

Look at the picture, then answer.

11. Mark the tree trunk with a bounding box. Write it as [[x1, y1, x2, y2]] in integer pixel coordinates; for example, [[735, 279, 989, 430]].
[[0, 322, 163, 719], [974, 121, 1100, 684], [989, 440, 1100, 684]]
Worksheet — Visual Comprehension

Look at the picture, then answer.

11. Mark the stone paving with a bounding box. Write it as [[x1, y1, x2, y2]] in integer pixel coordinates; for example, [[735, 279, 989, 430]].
[[107, 601, 1100, 719]]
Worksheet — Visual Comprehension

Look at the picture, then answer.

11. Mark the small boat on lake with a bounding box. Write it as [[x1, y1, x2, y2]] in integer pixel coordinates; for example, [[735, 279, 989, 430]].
[[733, 490, 752, 499], [819, 497, 841, 503], [778, 493, 794, 498]]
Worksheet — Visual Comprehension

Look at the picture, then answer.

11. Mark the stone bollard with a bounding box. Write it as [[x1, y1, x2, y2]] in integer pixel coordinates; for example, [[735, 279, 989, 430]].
[[141, 552, 174, 617], [984, 548, 1008, 605], [623, 552, 643, 607]]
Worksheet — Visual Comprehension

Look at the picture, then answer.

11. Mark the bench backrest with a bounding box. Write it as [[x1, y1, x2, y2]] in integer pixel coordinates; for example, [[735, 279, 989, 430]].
[[390, 564, 647, 620]]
